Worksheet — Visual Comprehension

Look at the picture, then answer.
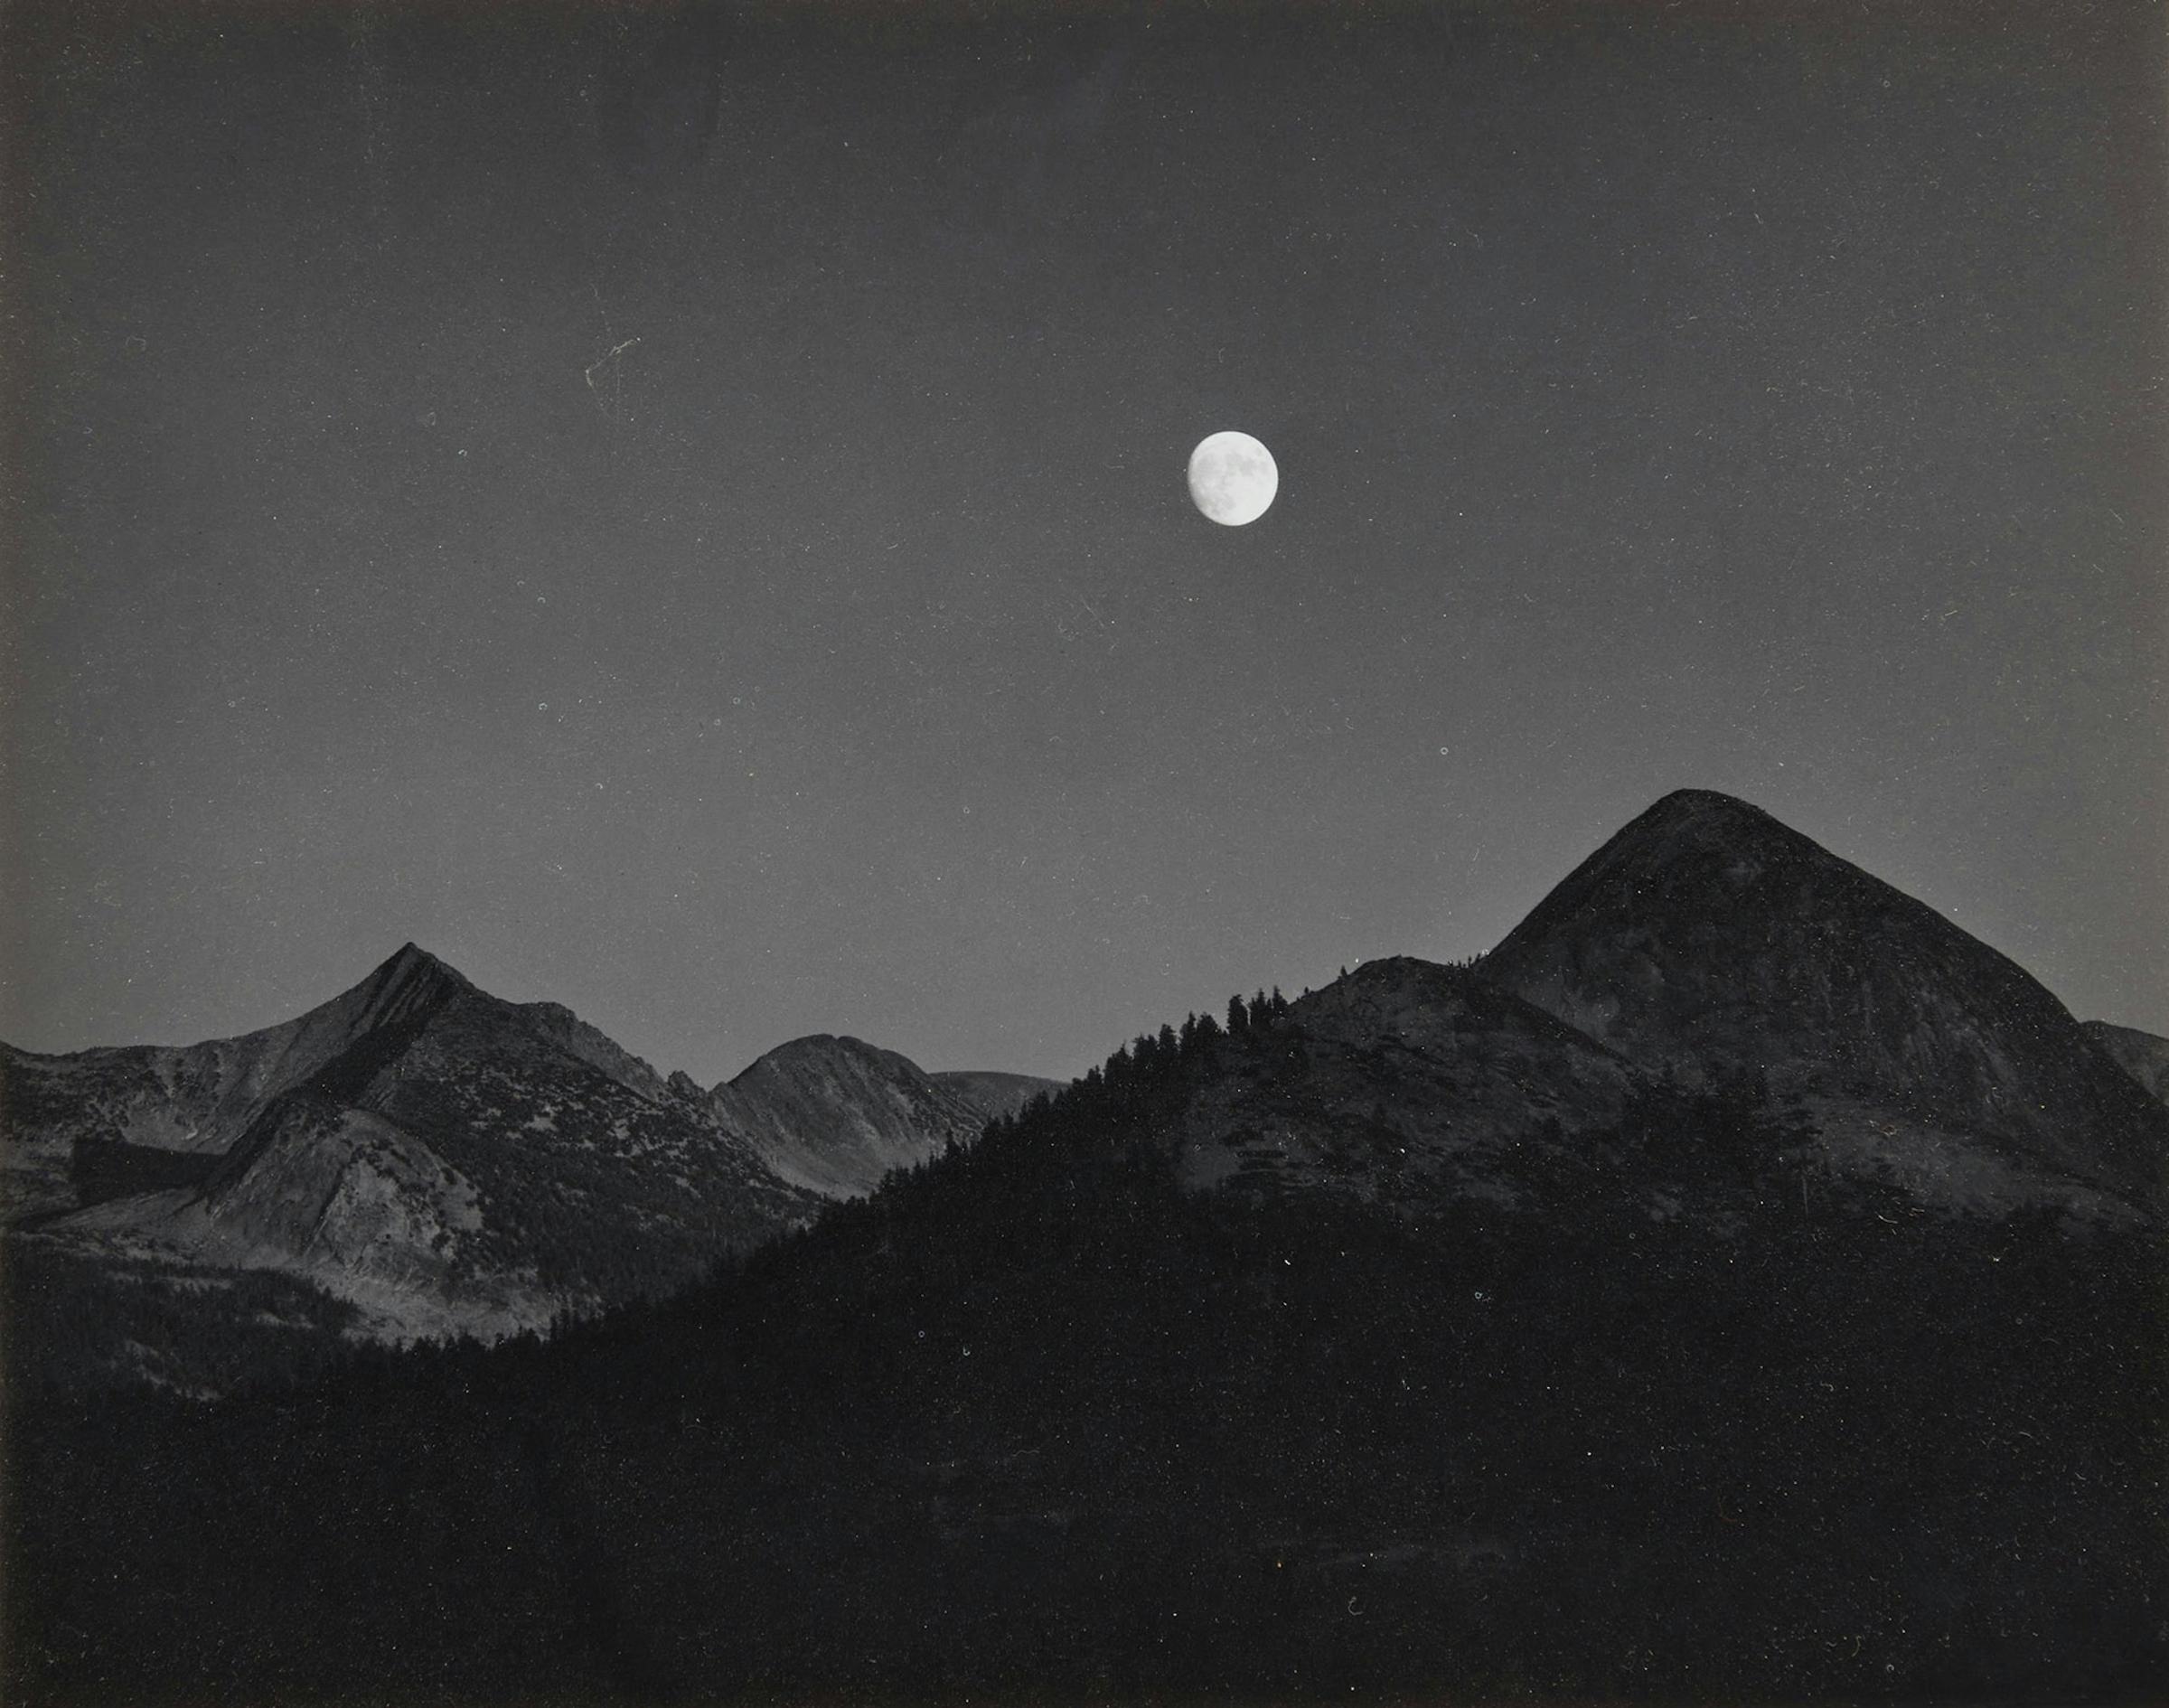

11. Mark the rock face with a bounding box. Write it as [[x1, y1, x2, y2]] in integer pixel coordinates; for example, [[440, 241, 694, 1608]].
[[0, 946, 475, 1224], [6, 946, 817, 1343], [3, 946, 1041, 1363], [2084, 1020, 2169, 1107], [1481, 790, 2166, 1213], [710, 1036, 999, 1198]]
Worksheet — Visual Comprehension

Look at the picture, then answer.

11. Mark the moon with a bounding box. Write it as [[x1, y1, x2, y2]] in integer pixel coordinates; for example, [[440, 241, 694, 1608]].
[[1188, 430, 1278, 526]]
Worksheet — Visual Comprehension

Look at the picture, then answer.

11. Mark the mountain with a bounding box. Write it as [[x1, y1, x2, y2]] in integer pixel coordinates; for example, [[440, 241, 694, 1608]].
[[8, 793, 2164, 1704], [2084, 1019, 2169, 1106], [0, 943, 481, 1225], [2, 947, 1035, 1382], [5, 945, 815, 1353], [706, 1035, 1001, 1198], [1482, 789, 2167, 1217]]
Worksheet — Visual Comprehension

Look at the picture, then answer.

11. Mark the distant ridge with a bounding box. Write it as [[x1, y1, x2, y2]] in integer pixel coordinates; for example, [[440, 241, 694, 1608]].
[[3, 944, 1045, 1380], [708, 1034, 996, 1199]]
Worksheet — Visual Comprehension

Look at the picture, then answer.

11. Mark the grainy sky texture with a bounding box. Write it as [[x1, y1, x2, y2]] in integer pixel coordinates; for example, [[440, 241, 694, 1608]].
[[5, 0, 2164, 1081]]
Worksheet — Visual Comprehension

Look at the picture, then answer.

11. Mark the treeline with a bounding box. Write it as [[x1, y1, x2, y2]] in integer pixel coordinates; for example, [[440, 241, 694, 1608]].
[[6, 968, 2164, 1704], [987, 981, 1299, 1138], [10, 1092, 2162, 1706], [1, 1246, 362, 1405]]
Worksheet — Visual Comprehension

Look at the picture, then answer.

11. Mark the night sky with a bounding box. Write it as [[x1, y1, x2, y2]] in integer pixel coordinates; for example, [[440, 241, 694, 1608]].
[[5, 0, 2163, 1082]]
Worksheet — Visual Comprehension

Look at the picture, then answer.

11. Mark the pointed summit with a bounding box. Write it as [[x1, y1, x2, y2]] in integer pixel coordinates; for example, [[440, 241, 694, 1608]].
[[363, 940, 471, 993], [1485, 792, 2167, 1201], [332, 942, 474, 1043]]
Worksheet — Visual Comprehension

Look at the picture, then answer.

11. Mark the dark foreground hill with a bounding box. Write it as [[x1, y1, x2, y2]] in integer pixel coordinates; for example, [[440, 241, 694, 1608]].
[[3, 793, 2162, 1704]]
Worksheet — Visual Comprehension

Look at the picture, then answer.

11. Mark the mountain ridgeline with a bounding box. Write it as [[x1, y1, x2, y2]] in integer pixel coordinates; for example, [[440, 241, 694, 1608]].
[[1, 948, 1054, 1391], [1483, 790, 2166, 1208], [4, 790, 2164, 1704]]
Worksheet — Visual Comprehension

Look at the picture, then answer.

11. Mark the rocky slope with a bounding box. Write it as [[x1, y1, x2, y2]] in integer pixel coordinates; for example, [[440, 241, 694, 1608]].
[[7, 946, 817, 1346], [708, 1035, 1000, 1198], [2083, 1019, 2169, 1106], [2, 946, 1038, 1369], [0, 946, 470, 1224], [1481, 789, 2167, 1217]]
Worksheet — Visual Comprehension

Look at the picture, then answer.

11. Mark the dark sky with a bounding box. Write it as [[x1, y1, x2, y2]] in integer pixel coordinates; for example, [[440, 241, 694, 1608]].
[[5, 0, 2164, 1082]]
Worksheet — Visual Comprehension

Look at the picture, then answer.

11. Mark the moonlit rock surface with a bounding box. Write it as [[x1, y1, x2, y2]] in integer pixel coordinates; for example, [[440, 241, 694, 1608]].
[[1188, 430, 1278, 525]]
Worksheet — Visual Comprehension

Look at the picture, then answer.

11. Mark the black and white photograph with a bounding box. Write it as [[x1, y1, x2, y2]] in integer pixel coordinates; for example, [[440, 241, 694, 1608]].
[[2, 0, 2164, 1702]]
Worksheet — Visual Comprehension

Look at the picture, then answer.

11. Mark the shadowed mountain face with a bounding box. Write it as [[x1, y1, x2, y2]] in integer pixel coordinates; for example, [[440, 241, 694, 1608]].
[[2085, 1020, 2169, 1107], [1483, 790, 2168, 1212], [1169, 957, 1637, 1206], [2, 948, 1035, 1382]]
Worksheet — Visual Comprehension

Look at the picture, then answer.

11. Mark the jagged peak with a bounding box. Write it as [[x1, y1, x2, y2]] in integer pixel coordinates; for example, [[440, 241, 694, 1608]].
[[364, 942, 474, 992], [329, 942, 476, 1039]]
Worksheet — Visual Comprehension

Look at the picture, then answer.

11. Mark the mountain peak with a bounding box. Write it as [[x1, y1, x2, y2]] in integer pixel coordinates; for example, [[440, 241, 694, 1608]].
[[371, 942, 469, 986], [1644, 785, 1767, 818], [1606, 787, 1811, 860], [1485, 793, 2167, 1203], [1631, 786, 1793, 837], [320, 942, 476, 1046]]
